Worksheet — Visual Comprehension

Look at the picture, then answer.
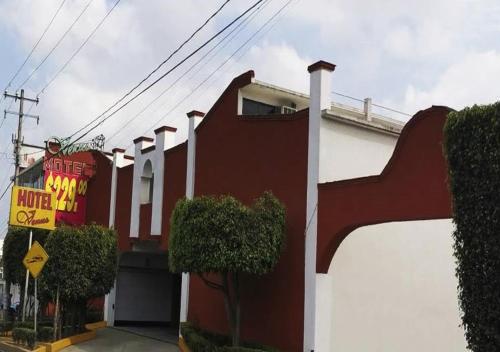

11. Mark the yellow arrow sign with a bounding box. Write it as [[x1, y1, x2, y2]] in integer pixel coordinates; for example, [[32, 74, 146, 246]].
[[23, 241, 49, 278]]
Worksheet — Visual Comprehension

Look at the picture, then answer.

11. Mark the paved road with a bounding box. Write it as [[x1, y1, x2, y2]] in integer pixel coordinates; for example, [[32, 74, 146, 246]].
[[62, 327, 179, 352]]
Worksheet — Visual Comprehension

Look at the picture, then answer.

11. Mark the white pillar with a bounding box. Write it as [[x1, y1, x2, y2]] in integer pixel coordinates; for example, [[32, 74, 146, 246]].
[[130, 137, 154, 238], [151, 126, 177, 235], [179, 110, 204, 329], [304, 60, 335, 352], [105, 148, 125, 326], [364, 97, 372, 121]]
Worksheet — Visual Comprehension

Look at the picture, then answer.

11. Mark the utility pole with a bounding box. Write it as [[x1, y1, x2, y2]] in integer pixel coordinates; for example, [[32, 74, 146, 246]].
[[3, 89, 39, 321], [3, 89, 39, 185]]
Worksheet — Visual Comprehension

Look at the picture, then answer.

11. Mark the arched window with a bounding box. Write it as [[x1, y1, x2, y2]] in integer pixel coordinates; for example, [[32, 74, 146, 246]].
[[141, 160, 154, 204]]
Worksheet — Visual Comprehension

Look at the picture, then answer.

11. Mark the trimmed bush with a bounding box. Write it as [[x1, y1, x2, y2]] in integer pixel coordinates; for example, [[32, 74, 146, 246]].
[[181, 322, 278, 352], [444, 102, 500, 351], [12, 327, 36, 349], [38, 326, 54, 342], [0, 321, 13, 336]]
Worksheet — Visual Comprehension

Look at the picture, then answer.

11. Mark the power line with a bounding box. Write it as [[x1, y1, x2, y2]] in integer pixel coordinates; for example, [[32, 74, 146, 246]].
[[16, 0, 96, 90], [0, 0, 67, 101], [106, 0, 272, 145], [133, 0, 296, 143], [38, 0, 122, 95], [68, 0, 234, 140], [67, 0, 264, 147]]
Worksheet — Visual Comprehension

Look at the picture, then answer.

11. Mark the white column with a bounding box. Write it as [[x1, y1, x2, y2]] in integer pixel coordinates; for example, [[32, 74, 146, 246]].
[[304, 61, 335, 352], [364, 97, 372, 121], [130, 137, 154, 238], [151, 126, 177, 235], [105, 148, 125, 326], [179, 110, 204, 328]]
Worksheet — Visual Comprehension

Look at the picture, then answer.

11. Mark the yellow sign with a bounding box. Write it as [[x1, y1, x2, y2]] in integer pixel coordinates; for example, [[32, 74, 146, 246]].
[[23, 241, 49, 278], [9, 186, 57, 230]]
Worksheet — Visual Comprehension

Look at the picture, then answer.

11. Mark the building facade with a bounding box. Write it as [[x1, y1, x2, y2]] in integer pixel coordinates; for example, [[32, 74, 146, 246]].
[[15, 60, 465, 351], [102, 61, 466, 351]]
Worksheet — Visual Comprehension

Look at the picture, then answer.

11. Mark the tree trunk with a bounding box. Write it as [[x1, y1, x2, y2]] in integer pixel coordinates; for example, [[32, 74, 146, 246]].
[[53, 288, 59, 341], [234, 273, 240, 348]]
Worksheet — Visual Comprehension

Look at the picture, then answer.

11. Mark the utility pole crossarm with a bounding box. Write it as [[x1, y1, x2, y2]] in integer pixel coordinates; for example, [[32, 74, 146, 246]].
[[3, 91, 39, 104], [3, 89, 41, 185]]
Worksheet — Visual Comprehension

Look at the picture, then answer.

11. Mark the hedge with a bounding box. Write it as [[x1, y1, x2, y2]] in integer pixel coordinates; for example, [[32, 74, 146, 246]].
[[444, 102, 500, 351], [181, 322, 278, 352], [12, 327, 36, 349]]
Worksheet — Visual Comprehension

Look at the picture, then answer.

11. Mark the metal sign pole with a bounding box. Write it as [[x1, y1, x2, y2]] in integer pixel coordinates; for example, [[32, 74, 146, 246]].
[[22, 230, 33, 322], [34, 277, 37, 336]]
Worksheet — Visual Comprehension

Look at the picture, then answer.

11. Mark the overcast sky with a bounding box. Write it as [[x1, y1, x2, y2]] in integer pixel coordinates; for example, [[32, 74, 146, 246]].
[[0, 0, 499, 235]]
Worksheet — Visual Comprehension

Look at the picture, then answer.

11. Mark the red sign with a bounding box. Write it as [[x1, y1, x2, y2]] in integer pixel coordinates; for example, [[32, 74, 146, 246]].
[[44, 170, 88, 225]]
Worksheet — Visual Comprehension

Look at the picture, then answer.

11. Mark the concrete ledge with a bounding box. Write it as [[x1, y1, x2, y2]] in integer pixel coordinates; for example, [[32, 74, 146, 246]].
[[84, 321, 107, 331], [0, 320, 106, 352], [0, 338, 47, 352], [45, 330, 96, 352], [179, 336, 191, 352]]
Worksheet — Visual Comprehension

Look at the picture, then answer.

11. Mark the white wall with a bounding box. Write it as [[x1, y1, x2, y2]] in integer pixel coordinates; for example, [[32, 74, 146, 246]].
[[319, 118, 398, 183], [318, 219, 466, 352]]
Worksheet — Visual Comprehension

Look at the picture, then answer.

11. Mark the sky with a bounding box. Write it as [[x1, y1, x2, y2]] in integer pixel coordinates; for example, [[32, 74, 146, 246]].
[[0, 0, 499, 236]]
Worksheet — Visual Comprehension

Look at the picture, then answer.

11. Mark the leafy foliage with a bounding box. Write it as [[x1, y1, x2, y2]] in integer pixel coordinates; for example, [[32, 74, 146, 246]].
[[170, 192, 286, 347], [39, 224, 117, 335], [40, 224, 118, 302], [444, 102, 500, 351], [12, 327, 36, 349], [169, 192, 286, 275], [3, 226, 49, 287], [181, 322, 279, 352]]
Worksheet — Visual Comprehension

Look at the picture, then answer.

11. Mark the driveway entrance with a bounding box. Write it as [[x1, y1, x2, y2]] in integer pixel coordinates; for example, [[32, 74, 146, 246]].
[[62, 327, 178, 352]]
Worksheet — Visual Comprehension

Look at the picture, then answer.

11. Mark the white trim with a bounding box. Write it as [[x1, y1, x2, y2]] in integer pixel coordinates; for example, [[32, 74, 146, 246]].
[[180, 115, 203, 328], [304, 66, 332, 352]]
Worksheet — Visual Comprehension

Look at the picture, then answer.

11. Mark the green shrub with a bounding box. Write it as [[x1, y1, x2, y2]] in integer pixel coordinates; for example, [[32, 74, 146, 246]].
[[444, 102, 500, 352], [0, 321, 13, 336], [85, 309, 103, 324], [12, 327, 36, 348], [181, 322, 279, 352], [26, 329, 36, 349], [14, 321, 34, 329], [38, 326, 54, 342], [12, 328, 21, 344]]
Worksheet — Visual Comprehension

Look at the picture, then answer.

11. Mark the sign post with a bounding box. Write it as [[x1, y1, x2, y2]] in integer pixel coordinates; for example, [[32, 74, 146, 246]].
[[21, 230, 32, 322], [23, 241, 49, 338], [9, 186, 55, 327]]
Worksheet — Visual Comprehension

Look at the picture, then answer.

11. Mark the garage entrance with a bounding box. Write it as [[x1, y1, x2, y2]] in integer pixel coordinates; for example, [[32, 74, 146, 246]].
[[113, 251, 181, 332]]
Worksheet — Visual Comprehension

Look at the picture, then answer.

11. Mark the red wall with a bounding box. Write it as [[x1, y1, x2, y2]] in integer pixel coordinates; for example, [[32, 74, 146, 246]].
[[114, 164, 133, 252], [85, 152, 112, 227], [316, 106, 453, 273], [160, 143, 187, 250], [188, 72, 308, 351]]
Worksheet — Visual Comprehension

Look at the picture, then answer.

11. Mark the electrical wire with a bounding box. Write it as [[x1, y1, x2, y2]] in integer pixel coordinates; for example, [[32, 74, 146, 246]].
[[132, 0, 295, 144], [66, 0, 264, 148], [38, 0, 122, 95], [106, 0, 272, 145], [67, 0, 235, 140], [0, 0, 67, 101], [16, 0, 96, 90]]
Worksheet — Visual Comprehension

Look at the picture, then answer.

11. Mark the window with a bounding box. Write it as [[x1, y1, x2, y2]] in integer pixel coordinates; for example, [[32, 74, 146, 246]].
[[242, 98, 280, 115], [141, 160, 153, 204]]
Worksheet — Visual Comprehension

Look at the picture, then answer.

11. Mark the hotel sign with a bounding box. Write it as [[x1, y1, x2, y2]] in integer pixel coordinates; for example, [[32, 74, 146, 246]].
[[9, 186, 57, 230], [46, 134, 105, 156]]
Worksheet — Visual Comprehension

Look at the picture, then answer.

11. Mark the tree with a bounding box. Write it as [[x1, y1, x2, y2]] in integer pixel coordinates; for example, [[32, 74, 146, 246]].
[[39, 224, 117, 338], [169, 192, 286, 347], [3, 226, 50, 318], [444, 102, 500, 351]]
